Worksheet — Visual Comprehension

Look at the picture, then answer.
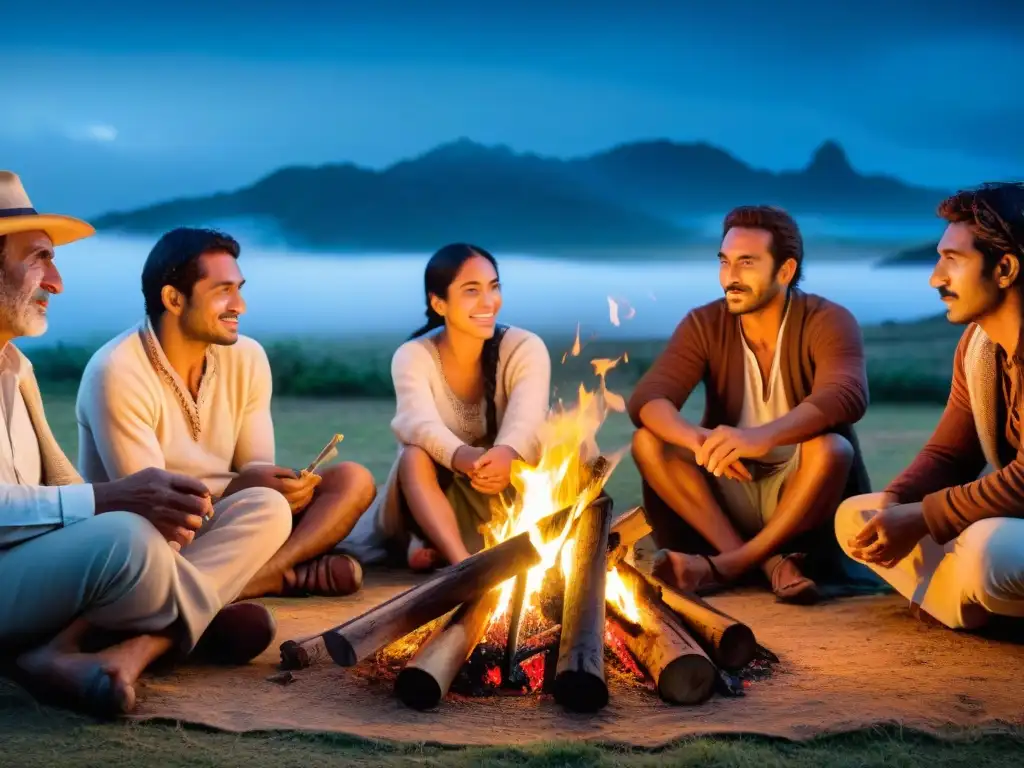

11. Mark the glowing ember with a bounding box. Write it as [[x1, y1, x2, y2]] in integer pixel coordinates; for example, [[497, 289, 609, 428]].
[[604, 621, 646, 680], [484, 666, 502, 687], [521, 653, 547, 691]]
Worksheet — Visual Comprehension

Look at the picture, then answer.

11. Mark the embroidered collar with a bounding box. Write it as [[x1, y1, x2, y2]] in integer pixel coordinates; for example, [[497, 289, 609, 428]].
[[139, 318, 218, 442]]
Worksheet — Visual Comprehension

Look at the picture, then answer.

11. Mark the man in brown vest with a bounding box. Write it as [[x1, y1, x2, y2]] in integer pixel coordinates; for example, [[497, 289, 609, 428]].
[[836, 182, 1024, 629], [0, 171, 293, 717], [629, 205, 875, 603]]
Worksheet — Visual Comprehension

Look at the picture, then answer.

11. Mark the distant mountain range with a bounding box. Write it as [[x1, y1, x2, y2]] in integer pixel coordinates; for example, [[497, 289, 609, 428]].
[[93, 138, 949, 251], [878, 242, 938, 266]]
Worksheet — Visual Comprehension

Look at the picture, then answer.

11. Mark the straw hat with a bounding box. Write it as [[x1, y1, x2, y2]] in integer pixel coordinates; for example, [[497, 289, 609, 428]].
[[0, 170, 94, 245]]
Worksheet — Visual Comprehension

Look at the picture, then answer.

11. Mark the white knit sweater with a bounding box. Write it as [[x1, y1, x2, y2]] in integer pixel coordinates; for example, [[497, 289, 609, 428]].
[[389, 326, 552, 466], [337, 325, 552, 563]]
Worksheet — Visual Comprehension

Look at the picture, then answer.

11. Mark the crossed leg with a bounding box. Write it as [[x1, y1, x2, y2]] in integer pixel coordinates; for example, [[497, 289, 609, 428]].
[[239, 462, 377, 598], [1, 487, 292, 717], [836, 495, 1024, 629], [631, 428, 853, 600]]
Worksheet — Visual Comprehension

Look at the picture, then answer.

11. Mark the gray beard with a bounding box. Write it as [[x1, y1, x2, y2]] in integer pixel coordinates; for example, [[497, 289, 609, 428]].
[[0, 275, 45, 337]]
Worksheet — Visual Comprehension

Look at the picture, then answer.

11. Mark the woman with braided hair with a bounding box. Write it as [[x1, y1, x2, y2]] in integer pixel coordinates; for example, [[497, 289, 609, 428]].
[[337, 244, 552, 571]]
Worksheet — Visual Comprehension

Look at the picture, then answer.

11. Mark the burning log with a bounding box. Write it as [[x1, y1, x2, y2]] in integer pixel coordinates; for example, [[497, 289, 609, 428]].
[[644, 573, 757, 671], [514, 623, 561, 664], [501, 573, 529, 685], [535, 456, 611, 544], [611, 563, 717, 705], [553, 497, 612, 712], [279, 632, 329, 670], [319, 532, 540, 666], [538, 562, 566, 625], [395, 588, 501, 710], [608, 505, 652, 566]]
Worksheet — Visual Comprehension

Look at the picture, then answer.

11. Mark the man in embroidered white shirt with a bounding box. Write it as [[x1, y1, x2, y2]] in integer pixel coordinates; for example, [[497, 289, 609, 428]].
[[0, 171, 294, 718], [76, 227, 376, 599]]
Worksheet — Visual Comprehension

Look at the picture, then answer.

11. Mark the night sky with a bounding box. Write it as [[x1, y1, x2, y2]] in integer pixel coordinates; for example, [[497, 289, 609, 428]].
[[5, 0, 1022, 215]]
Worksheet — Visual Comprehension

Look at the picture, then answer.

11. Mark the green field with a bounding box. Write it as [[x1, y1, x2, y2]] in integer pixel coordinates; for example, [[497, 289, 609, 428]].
[[38, 391, 943, 510], [8, 387, 1016, 767], [28, 311, 964, 405]]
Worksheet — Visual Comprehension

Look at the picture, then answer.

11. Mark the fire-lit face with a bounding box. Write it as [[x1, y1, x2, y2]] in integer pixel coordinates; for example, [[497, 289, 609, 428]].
[[169, 251, 247, 345], [431, 253, 502, 340], [0, 230, 62, 339], [718, 227, 793, 315], [930, 222, 1014, 325]]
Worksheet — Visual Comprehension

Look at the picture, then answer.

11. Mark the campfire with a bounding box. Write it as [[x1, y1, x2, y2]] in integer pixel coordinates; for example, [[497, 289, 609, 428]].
[[279, 352, 775, 711]]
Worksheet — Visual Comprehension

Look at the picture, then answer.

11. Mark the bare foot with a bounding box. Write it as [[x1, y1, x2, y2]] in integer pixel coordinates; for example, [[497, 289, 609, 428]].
[[15, 646, 136, 718], [237, 569, 288, 600], [652, 549, 723, 593]]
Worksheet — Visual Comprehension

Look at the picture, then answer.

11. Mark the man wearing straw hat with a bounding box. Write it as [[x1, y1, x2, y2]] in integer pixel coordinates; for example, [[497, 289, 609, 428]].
[[0, 171, 294, 717]]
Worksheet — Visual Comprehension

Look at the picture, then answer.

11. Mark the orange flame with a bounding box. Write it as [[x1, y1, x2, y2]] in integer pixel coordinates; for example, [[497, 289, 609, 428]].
[[606, 566, 641, 624], [487, 383, 619, 622], [561, 323, 582, 364], [589, 357, 627, 413], [485, 320, 634, 632]]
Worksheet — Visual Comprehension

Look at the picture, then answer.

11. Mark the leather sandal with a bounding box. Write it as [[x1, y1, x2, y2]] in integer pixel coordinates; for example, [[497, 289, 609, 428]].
[[287, 554, 364, 596], [770, 553, 821, 605], [652, 549, 727, 595]]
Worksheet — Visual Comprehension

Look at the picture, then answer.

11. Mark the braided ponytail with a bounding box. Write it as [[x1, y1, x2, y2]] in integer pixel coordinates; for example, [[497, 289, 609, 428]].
[[482, 325, 508, 444]]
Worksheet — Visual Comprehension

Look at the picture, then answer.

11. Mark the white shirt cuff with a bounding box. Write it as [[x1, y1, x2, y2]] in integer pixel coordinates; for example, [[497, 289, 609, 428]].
[[239, 460, 274, 471], [58, 484, 96, 526]]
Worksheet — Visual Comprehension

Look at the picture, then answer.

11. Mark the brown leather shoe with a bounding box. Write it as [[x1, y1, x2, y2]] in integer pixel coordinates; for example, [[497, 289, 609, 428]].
[[770, 553, 821, 605], [192, 602, 277, 665], [287, 554, 363, 596]]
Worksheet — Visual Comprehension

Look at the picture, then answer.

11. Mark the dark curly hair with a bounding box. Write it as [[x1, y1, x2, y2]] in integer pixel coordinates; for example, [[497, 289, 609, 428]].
[[141, 227, 241, 323], [722, 205, 804, 288], [937, 182, 1024, 275]]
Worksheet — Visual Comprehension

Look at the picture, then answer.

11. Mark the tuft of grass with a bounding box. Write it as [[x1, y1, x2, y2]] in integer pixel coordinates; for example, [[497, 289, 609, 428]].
[[0, 683, 1020, 768]]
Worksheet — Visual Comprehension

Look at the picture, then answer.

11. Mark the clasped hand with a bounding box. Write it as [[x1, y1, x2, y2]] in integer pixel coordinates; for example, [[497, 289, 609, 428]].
[[454, 445, 518, 495], [847, 499, 928, 568], [693, 425, 775, 481]]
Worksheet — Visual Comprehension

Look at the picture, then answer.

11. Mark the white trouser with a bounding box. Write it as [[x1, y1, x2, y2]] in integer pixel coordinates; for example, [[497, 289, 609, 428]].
[[836, 493, 1024, 629], [0, 486, 292, 650]]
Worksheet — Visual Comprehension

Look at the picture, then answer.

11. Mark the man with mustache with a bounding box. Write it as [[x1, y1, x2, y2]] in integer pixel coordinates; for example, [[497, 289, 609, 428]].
[[629, 205, 875, 603], [836, 182, 1024, 629], [76, 227, 376, 598], [0, 172, 293, 717]]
